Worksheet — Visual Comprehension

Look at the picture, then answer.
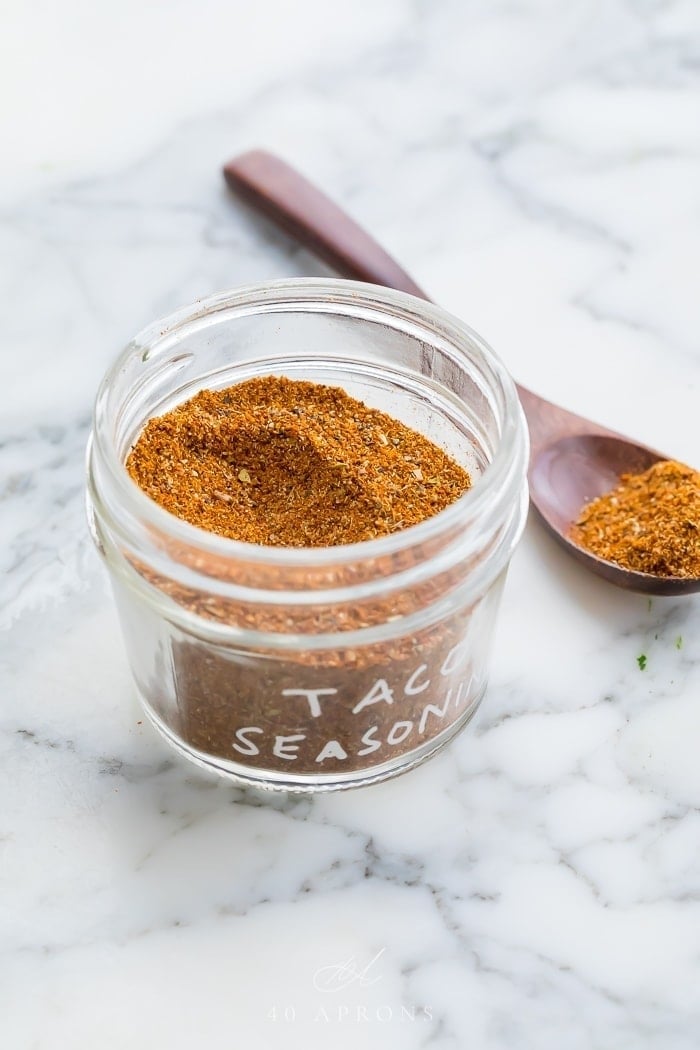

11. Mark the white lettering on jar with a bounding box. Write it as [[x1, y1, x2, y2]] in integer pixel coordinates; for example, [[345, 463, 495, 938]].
[[404, 664, 430, 695], [352, 678, 394, 714], [418, 692, 452, 734], [281, 687, 338, 718], [229, 671, 476, 767], [357, 726, 381, 756], [440, 642, 469, 676], [387, 720, 413, 746], [451, 676, 474, 709], [273, 734, 306, 760], [358, 730, 379, 755], [315, 739, 348, 763], [232, 726, 263, 756]]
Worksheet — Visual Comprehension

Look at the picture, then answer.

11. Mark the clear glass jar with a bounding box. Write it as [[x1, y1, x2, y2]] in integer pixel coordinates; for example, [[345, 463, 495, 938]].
[[87, 279, 528, 791]]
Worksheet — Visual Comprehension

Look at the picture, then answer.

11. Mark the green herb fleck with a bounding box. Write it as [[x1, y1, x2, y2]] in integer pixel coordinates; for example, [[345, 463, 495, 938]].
[[637, 653, 647, 671], [647, 598, 653, 612], [676, 635, 683, 650]]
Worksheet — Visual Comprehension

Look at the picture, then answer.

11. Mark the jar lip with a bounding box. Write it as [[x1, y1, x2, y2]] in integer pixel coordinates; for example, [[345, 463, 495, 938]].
[[91, 278, 527, 567]]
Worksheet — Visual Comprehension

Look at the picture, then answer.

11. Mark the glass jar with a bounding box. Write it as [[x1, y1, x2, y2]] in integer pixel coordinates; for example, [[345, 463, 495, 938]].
[[87, 279, 528, 791]]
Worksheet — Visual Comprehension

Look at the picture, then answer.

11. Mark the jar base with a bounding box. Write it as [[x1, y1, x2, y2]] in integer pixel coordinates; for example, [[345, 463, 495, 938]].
[[138, 687, 486, 793]]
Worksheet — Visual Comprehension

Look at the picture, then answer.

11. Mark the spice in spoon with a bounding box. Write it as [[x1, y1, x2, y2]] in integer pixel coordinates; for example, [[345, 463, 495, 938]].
[[570, 459, 700, 578], [126, 376, 471, 545]]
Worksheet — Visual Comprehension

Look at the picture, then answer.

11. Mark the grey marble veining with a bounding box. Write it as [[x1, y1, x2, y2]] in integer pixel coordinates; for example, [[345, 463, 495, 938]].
[[2, 1, 700, 1047]]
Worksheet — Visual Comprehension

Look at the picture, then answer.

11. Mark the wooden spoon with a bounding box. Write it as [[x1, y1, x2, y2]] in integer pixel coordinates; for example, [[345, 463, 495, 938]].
[[223, 150, 699, 596]]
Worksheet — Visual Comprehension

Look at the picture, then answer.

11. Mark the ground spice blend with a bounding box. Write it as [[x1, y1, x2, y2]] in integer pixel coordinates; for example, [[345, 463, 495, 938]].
[[571, 459, 700, 578], [127, 376, 471, 546], [124, 376, 492, 778]]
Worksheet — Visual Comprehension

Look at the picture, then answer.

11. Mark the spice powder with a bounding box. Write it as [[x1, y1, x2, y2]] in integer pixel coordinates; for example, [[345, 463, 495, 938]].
[[124, 376, 488, 778], [571, 459, 700, 578], [127, 376, 471, 546]]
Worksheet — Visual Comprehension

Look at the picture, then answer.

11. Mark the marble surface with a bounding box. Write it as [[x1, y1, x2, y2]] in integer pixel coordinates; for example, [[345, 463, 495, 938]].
[[2, 1, 700, 1046]]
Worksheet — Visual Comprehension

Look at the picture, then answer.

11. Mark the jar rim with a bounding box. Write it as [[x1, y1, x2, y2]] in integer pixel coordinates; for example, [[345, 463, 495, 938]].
[[90, 278, 527, 569]]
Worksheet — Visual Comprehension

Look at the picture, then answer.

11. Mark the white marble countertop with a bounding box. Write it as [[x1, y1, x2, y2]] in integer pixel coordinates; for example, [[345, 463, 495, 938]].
[[3, 1, 700, 1046]]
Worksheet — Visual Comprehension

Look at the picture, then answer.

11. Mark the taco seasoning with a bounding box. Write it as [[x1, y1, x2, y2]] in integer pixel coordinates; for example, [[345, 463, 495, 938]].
[[87, 281, 529, 790], [125, 377, 479, 772], [126, 376, 472, 546], [571, 459, 700, 578]]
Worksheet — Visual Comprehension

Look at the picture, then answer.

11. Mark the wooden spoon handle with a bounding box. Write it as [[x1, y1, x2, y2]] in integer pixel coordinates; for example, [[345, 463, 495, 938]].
[[223, 150, 428, 300]]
